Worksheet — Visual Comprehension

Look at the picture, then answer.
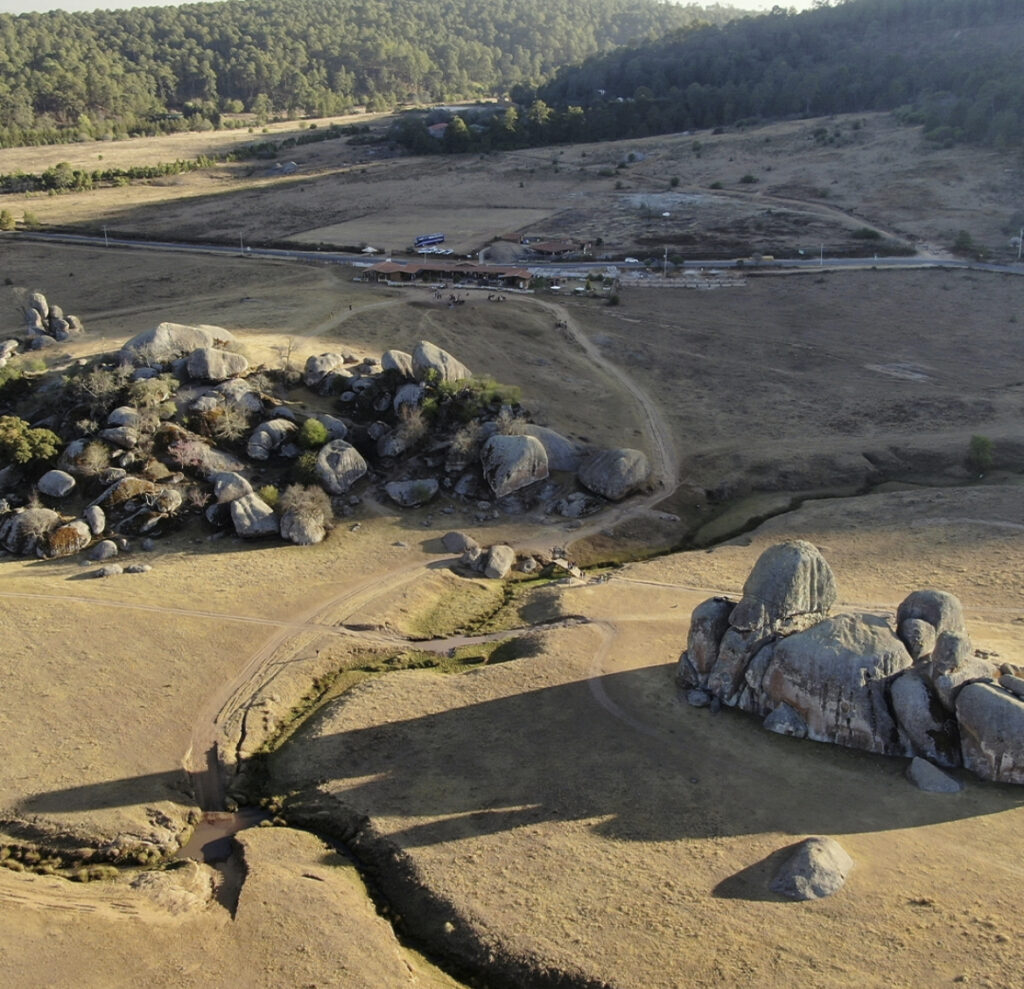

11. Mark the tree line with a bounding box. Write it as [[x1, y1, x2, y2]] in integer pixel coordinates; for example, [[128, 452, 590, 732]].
[[534, 0, 1024, 149], [0, 0, 735, 149]]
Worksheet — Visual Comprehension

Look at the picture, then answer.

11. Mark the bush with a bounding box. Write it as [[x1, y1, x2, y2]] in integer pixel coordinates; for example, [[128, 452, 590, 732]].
[[298, 417, 329, 448], [279, 483, 332, 525], [967, 434, 994, 473], [0, 415, 61, 464], [258, 484, 280, 509], [851, 227, 882, 240], [739, 174, 758, 184], [0, 209, 14, 231], [292, 449, 319, 483], [607, 293, 620, 306], [709, 180, 723, 189]]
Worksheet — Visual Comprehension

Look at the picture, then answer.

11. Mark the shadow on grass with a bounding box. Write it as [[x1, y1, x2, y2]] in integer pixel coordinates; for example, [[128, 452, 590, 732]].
[[20, 664, 1024, 846]]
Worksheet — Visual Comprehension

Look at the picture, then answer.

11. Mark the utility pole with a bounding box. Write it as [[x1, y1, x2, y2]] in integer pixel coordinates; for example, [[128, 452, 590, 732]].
[[103, 225, 108, 248], [240, 233, 244, 256], [1018, 226, 1022, 262], [819, 242, 824, 266], [663, 245, 668, 279]]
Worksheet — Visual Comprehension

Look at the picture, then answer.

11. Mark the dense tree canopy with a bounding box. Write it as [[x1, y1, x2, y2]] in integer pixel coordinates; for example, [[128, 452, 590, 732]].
[[0, 0, 736, 148], [531, 0, 1024, 148]]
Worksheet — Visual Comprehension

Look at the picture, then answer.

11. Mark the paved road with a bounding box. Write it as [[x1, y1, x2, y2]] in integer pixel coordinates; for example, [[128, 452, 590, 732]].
[[16, 230, 1024, 277]]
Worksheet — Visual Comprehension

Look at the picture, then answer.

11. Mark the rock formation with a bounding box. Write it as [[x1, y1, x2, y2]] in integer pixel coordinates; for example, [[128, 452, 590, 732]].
[[679, 541, 1021, 785]]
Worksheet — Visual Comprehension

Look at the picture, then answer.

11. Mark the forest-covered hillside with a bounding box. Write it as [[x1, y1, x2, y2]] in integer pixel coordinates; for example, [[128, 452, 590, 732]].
[[0, 0, 736, 147], [530, 0, 1024, 148]]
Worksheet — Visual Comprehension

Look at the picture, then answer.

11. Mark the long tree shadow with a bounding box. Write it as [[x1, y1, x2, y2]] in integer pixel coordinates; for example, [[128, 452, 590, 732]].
[[20, 665, 1024, 844]]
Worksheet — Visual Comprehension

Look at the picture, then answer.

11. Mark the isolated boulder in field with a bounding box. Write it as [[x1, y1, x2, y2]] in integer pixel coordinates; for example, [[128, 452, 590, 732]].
[[212, 471, 253, 504], [484, 544, 516, 579], [0, 508, 59, 555], [522, 424, 582, 472], [385, 478, 438, 507], [42, 520, 91, 559], [381, 349, 415, 379], [230, 493, 279, 538], [280, 510, 326, 546], [121, 322, 235, 365], [66, 314, 84, 336], [316, 439, 367, 495], [896, 589, 966, 638], [481, 434, 548, 498], [761, 613, 913, 755], [247, 418, 297, 460], [442, 531, 479, 555], [956, 682, 1024, 784], [393, 382, 424, 412], [84, 504, 105, 536], [577, 447, 650, 501], [304, 353, 347, 389], [730, 540, 837, 635], [890, 668, 961, 768], [187, 347, 249, 382], [412, 340, 471, 384], [678, 597, 735, 687], [906, 756, 963, 793], [770, 837, 853, 901], [37, 469, 76, 498]]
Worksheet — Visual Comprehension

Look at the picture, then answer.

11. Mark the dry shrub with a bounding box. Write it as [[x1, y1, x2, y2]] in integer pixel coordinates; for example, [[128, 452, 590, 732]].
[[279, 483, 332, 526]]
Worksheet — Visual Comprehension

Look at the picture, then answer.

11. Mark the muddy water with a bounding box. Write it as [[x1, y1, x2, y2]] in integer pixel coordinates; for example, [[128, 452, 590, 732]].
[[176, 807, 268, 864]]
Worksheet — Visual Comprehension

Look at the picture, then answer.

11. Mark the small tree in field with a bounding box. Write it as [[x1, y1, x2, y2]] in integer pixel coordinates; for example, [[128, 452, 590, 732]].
[[967, 434, 994, 474]]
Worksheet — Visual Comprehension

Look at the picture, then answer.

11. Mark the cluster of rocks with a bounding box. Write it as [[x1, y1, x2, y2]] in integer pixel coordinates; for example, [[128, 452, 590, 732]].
[[679, 540, 1024, 786], [1, 320, 652, 563], [23, 290, 84, 344], [441, 530, 584, 581]]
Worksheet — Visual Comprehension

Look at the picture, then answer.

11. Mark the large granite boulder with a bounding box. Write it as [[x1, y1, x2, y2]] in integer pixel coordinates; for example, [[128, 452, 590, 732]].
[[890, 668, 961, 768], [211, 471, 253, 504], [956, 682, 1024, 784], [770, 837, 853, 901], [393, 382, 424, 412], [187, 347, 249, 382], [121, 322, 235, 365], [280, 510, 326, 546], [412, 340, 471, 384], [247, 419, 297, 460], [484, 544, 516, 580], [480, 434, 548, 498], [385, 478, 438, 507], [926, 631, 993, 711], [381, 349, 415, 379], [316, 440, 367, 495], [761, 613, 913, 756], [107, 406, 142, 429], [522, 425, 582, 472], [43, 520, 91, 558], [37, 469, 76, 498], [730, 540, 837, 636], [304, 353, 348, 389], [577, 448, 650, 501], [896, 589, 966, 638], [215, 378, 263, 414], [230, 493, 279, 538], [678, 597, 735, 687]]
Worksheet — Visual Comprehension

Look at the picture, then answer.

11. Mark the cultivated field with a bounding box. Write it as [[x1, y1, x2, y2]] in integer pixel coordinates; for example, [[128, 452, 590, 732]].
[[2, 113, 1024, 988]]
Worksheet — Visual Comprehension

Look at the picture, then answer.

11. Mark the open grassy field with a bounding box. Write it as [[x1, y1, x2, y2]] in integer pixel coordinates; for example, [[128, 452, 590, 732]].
[[2, 113, 1024, 987], [2, 112, 1022, 260]]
